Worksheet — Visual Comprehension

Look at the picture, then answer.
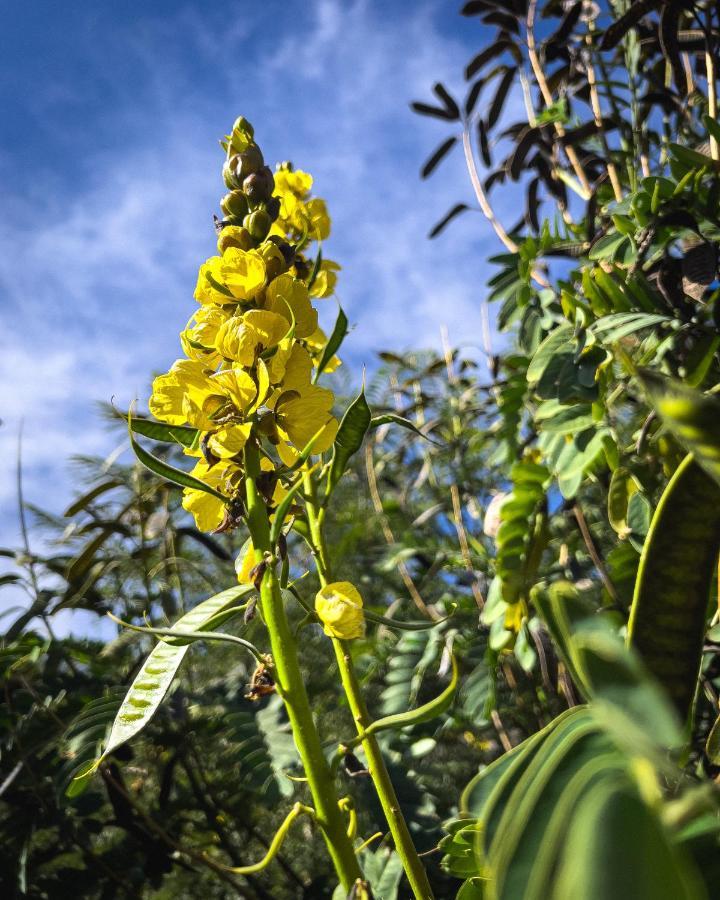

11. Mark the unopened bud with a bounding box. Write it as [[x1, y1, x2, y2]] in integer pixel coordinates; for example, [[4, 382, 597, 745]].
[[217, 226, 254, 254], [243, 166, 274, 203], [244, 209, 271, 241], [220, 191, 249, 219], [223, 155, 242, 190], [266, 195, 281, 222], [236, 144, 264, 179], [260, 241, 287, 281]]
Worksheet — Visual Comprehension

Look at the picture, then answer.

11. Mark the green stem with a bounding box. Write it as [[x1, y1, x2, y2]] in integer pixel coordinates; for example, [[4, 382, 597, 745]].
[[243, 443, 361, 892], [303, 470, 435, 900]]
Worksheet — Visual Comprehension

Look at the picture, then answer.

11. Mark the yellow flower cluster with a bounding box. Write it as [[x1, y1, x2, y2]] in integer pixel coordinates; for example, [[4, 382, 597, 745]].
[[148, 117, 342, 532]]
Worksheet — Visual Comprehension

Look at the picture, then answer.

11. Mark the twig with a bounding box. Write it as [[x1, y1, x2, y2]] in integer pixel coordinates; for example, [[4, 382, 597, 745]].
[[572, 502, 619, 605]]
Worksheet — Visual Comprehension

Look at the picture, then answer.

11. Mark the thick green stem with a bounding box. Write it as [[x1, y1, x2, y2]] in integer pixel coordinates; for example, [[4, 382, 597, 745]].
[[304, 472, 435, 900], [243, 443, 361, 892]]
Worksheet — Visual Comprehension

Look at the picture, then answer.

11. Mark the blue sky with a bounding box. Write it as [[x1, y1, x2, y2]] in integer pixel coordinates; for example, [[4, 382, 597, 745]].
[[0, 0, 508, 552]]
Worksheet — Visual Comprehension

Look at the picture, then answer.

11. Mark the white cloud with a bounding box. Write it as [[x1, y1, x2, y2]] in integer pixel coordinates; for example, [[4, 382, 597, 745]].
[[0, 0, 515, 624]]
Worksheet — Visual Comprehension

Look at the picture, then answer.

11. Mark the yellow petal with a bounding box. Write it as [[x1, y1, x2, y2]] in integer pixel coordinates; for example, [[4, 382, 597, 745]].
[[265, 274, 318, 339], [207, 423, 252, 459], [315, 582, 365, 640], [220, 248, 266, 300]]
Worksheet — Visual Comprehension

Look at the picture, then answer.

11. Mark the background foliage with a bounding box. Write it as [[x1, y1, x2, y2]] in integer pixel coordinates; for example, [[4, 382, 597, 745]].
[[5, 1, 720, 897]]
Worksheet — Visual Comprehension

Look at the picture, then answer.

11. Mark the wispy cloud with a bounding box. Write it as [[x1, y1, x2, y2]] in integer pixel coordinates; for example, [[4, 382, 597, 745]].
[[0, 0, 508, 577]]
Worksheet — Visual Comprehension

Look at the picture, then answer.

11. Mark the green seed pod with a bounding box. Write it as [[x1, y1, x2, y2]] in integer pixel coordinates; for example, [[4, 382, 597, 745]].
[[220, 190, 249, 219], [244, 209, 271, 241]]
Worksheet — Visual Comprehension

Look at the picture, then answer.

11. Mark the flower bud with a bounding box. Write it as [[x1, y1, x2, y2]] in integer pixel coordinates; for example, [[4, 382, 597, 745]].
[[244, 209, 271, 241], [230, 117, 255, 154], [315, 582, 365, 640], [259, 241, 287, 281], [237, 145, 264, 179], [223, 156, 242, 190], [217, 226, 254, 253], [220, 191, 249, 220], [243, 166, 275, 204], [266, 195, 281, 222]]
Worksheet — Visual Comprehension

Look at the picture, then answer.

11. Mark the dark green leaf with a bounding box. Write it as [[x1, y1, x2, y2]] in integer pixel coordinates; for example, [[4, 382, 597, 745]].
[[327, 390, 372, 497]]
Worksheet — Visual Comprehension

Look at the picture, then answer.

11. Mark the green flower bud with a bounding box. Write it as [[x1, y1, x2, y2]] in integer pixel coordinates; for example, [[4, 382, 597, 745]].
[[223, 155, 243, 190], [237, 145, 264, 179], [220, 190, 249, 219], [230, 117, 255, 154], [244, 209, 271, 241], [243, 166, 275, 204]]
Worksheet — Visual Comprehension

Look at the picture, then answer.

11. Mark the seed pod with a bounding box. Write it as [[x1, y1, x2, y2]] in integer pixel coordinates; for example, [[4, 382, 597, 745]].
[[220, 190, 249, 219], [244, 209, 271, 241]]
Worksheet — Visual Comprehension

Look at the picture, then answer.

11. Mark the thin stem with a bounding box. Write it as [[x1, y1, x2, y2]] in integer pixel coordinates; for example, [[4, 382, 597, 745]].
[[243, 442, 361, 892], [526, 0, 592, 198], [585, 39, 623, 202], [706, 10, 719, 160], [303, 471, 435, 900]]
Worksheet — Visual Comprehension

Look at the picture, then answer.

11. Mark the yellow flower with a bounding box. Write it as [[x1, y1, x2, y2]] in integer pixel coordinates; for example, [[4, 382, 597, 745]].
[[305, 326, 341, 373], [275, 385, 338, 453], [180, 306, 228, 363], [265, 274, 317, 339], [215, 310, 289, 364], [315, 582, 365, 640], [235, 539, 256, 583], [209, 367, 258, 414], [182, 459, 230, 532], [309, 259, 340, 298], [220, 248, 267, 300], [207, 423, 252, 459], [274, 167, 313, 198], [195, 249, 266, 305], [149, 360, 219, 428], [305, 198, 331, 240]]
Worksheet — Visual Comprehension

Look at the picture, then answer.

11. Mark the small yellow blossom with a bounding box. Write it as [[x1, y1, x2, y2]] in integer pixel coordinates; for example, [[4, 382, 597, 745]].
[[180, 306, 228, 363], [305, 198, 331, 240], [305, 326, 342, 373], [265, 274, 318, 339], [182, 460, 230, 532], [149, 360, 219, 429], [207, 423, 253, 459], [315, 582, 365, 640], [235, 540, 256, 583], [275, 384, 337, 452], [215, 310, 289, 364], [309, 259, 341, 298]]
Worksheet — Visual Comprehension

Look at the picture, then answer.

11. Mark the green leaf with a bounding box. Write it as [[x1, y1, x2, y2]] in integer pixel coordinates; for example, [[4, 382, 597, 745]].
[[97, 585, 253, 764], [327, 389, 372, 497], [706, 715, 720, 764], [128, 412, 227, 501], [369, 413, 437, 443], [553, 781, 703, 900], [589, 231, 627, 261], [63, 480, 122, 517], [638, 369, 720, 487], [628, 453, 720, 721], [590, 312, 670, 343], [527, 324, 573, 384], [607, 467, 638, 537], [313, 305, 348, 382], [129, 417, 199, 448]]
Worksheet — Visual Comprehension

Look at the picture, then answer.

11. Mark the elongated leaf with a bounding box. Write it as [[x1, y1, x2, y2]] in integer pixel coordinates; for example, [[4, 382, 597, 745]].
[[410, 101, 458, 122], [129, 414, 227, 501], [590, 313, 669, 343], [628, 453, 720, 720], [429, 203, 470, 238], [64, 480, 122, 517], [369, 413, 436, 443], [599, 0, 659, 50], [314, 306, 348, 381], [66, 529, 115, 582], [327, 389, 372, 497], [421, 136, 458, 178], [129, 417, 199, 448], [432, 82, 460, 119], [97, 585, 253, 763], [488, 68, 516, 129]]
